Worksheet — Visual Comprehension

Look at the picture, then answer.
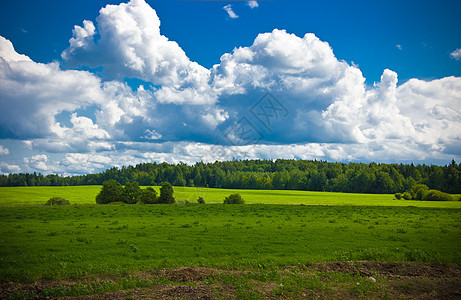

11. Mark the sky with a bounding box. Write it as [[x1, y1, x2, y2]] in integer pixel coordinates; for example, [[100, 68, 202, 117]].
[[0, 0, 460, 175]]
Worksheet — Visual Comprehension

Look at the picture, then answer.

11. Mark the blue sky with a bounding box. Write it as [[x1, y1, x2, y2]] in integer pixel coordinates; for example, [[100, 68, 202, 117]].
[[0, 0, 460, 175], [2, 0, 460, 83]]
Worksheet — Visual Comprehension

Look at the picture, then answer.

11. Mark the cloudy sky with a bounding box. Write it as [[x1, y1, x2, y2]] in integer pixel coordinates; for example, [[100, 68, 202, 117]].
[[0, 0, 460, 175]]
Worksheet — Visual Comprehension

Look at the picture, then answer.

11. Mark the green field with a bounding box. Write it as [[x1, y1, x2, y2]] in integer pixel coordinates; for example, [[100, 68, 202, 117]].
[[1, 186, 460, 208], [1, 204, 460, 283], [1, 186, 460, 298]]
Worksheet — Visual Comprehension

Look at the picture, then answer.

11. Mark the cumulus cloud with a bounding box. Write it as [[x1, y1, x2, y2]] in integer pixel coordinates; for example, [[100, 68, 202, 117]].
[[211, 29, 370, 143], [247, 1, 259, 9], [450, 48, 461, 60], [0, 36, 106, 139], [210, 29, 347, 103], [396, 76, 461, 148], [24, 154, 49, 171], [0, 0, 460, 175], [62, 20, 96, 61], [62, 0, 216, 105], [223, 5, 239, 19], [202, 109, 229, 128], [67, 113, 110, 139], [0, 33, 224, 151], [209, 29, 461, 154]]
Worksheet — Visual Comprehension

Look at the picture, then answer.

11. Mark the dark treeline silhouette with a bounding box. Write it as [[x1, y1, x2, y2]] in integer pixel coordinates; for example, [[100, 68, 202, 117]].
[[1, 159, 460, 194]]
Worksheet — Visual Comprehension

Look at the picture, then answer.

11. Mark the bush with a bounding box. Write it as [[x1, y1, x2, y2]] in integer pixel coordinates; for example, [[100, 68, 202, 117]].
[[45, 197, 70, 205], [223, 193, 245, 204], [410, 184, 429, 200], [197, 197, 205, 204], [159, 182, 175, 204], [402, 192, 412, 200], [121, 181, 142, 204], [140, 187, 158, 204], [421, 190, 454, 201], [96, 180, 123, 204], [394, 193, 402, 200]]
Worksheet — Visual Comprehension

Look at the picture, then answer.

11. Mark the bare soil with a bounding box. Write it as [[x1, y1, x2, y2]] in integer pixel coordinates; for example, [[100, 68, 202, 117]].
[[1, 262, 460, 299]]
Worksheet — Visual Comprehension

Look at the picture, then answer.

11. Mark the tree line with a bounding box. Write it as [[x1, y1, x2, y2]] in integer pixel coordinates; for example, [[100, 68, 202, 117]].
[[1, 159, 460, 194]]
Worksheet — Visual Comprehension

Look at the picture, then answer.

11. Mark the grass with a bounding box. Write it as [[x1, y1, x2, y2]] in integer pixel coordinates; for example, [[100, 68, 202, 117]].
[[0, 265, 401, 299], [0, 204, 460, 283], [0, 186, 101, 206], [1, 186, 460, 298], [1, 186, 460, 208]]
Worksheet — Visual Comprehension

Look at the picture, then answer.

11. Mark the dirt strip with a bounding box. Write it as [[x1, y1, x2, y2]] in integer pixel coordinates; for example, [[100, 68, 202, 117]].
[[1, 262, 460, 299]]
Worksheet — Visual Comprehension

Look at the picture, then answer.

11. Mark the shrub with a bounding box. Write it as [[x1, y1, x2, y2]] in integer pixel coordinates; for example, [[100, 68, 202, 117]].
[[96, 180, 123, 204], [197, 197, 205, 204], [140, 187, 158, 204], [159, 182, 175, 204], [402, 192, 412, 200], [421, 190, 454, 201], [410, 184, 429, 200], [223, 193, 245, 204], [45, 197, 70, 206], [121, 181, 142, 204], [394, 193, 402, 200]]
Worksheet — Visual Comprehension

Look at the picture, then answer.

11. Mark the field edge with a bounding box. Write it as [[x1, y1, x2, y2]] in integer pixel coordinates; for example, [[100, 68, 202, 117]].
[[1, 261, 460, 299]]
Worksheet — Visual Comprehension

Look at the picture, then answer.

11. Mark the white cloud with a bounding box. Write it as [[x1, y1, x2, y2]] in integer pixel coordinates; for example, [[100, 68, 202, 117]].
[[61, 153, 112, 174], [210, 29, 369, 143], [0, 36, 106, 139], [209, 29, 461, 155], [0, 145, 8, 155], [210, 29, 344, 100], [57, 141, 453, 168], [142, 129, 162, 140], [0, 37, 31, 62], [24, 154, 48, 171], [250, 30, 338, 75], [396, 76, 461, 146], [247, 1, 259, 9], [223, 4, 239, 19], [62, 20, 96, 61], [396, 44, 402, 50], [450, 48, 461, 60], [0, 33, 227, 152], [62, 0, 216, 106], [0, 162, 20, 174], [202, 109, 229, 128], [65, 113, 110, 140]]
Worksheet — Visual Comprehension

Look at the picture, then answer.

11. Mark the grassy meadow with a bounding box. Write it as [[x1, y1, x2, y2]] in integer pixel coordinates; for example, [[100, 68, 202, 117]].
[[0, 186, 460, 298], [1, 185, 460, 208], [1, 204, 460, 283]]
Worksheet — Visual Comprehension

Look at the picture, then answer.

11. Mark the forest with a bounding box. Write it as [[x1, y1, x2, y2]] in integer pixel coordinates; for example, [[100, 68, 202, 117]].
[[1, 159, 460, 194]]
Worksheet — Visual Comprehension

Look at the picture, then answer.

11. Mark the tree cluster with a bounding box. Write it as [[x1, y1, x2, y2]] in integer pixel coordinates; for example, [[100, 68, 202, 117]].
[[2, 159, 460, 195], [96, 181, 174, 204]]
